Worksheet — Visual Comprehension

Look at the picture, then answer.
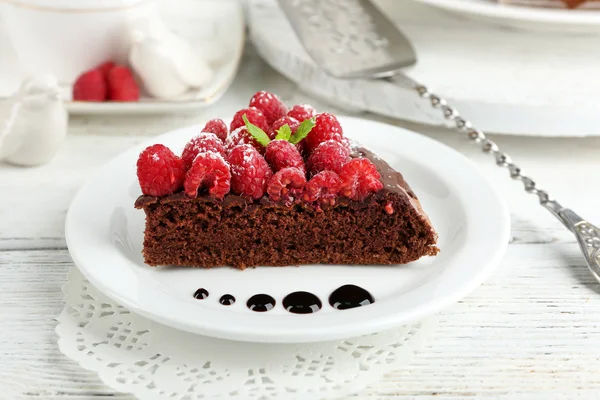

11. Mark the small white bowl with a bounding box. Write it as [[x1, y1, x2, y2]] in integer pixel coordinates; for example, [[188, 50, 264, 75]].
[[2, 0, 157, 82]]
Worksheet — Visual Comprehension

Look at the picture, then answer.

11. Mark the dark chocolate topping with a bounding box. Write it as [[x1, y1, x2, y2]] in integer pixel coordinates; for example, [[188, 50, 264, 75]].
[[219, 294, 235, 306], [282, 291, 322, 314], [135, 143, 418, 209], [351, 145, 416, 199], [193, 288, 209, 300], [329, 284, 374, 310], [246, 294, 276, 312]]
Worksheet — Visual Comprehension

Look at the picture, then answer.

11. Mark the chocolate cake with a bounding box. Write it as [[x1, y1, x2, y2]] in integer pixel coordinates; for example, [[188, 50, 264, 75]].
[[134, 92, 438, 269]]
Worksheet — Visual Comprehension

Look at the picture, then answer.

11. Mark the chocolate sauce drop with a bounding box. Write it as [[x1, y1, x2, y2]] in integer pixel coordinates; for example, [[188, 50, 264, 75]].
[[219, 294, 236, 306], [247, 294, 276, 312], [283, 291, 322, 314], [328, 284, 374, 310], [193, 288, 209, 300]]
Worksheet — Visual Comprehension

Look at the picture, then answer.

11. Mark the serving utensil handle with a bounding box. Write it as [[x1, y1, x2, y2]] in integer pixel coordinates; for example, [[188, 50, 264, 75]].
[[390, 74, 600, 282]]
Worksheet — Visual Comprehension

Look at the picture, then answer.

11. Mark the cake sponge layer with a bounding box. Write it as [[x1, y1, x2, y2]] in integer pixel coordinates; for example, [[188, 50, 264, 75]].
[[136, 190, 438, 269]]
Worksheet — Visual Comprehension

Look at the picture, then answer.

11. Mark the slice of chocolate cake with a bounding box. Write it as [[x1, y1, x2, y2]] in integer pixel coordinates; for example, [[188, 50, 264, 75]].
[[134, 92, 438, 269]]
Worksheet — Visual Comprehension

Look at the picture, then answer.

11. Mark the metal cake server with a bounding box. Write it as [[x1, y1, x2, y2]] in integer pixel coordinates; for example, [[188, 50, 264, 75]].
[[278, 0, 600, 283]]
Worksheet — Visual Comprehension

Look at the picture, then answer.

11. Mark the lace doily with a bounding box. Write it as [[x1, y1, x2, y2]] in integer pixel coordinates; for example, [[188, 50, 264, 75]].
[[56, 268, 436, 400]]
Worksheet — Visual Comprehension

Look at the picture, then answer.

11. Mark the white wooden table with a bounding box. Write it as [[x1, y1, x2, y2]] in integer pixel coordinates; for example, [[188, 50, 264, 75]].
[[3, 48, 600, 399]]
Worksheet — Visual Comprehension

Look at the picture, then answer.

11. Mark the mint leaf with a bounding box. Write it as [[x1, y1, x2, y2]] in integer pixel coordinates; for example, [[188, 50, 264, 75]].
[[243, 114, 270, 147], [274, 124, 292, 141], [289, 117, 316, 144]]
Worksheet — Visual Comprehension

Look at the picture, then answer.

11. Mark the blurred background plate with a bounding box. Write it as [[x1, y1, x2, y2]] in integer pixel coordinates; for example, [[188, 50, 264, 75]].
[[0, 0, 245, 114], [248, 0, 600, 136], [414, 0, 600, 32]]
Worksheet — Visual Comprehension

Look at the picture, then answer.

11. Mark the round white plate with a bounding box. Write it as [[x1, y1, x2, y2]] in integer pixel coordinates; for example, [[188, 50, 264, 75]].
[[414, 0, 600, 31], [0, 0, 245, 114], [65, 116, 510, 343]]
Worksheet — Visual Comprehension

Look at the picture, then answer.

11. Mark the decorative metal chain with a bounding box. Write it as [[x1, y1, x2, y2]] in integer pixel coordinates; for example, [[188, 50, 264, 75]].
[[413, 84, 568, 226]]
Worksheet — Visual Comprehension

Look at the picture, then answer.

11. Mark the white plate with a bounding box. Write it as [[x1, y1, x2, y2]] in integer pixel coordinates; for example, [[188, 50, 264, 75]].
[[413, 0, 600, 31], [65, 117, 510, 343], [0, 0, 245, 114]]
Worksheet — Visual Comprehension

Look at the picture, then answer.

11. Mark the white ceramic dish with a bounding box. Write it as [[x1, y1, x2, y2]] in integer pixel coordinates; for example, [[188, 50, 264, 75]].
[[65, 117, 510, 343], [413, 0, 600, 31], [0, 0, 245, 114]]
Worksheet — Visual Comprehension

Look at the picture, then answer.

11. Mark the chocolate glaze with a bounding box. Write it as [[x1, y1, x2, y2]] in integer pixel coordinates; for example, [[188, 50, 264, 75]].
[[219, 294, 235, 306], [195, 286, 373, 312], [282, 291, 322, 314], [193, 288, 209, 300], [351, 145, 416, 199], [247, 294, 276, 312], [135, 144, 418, 209], [329, 284, 374, 310]]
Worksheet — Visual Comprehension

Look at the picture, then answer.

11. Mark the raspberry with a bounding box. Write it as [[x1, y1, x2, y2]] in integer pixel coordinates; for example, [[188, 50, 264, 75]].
[[295, 141, 307, 158], [227, 144, 272, 199], [267, 167, 306, 204], [136, 144, 185, 197], [225, 126, 264, 154], [341, 137, 352, 150], [96, 61, 115, 77], [107, 65, 140, 101], [287, 104, 316, 122], [249, 91, 288, 125], [306, 140, 350, 175], [230, 107, 268, 132], [303, 171, 341, 205], [339, 158, 383, 201], [384, 201, 394, 215], [304, 113, 345, 154], [184, 152, 231, 199], [265, 140, 305, 173], [270, 116, 307, 154], [270, 116, 300, 139], [73, 69, 107, 101], [202, 118, 228, 142], [181, 133, 226, 170]]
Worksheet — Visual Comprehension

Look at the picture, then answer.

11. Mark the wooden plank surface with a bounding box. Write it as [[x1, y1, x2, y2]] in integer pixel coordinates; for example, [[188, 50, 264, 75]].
[[2, 50, 600, 399]]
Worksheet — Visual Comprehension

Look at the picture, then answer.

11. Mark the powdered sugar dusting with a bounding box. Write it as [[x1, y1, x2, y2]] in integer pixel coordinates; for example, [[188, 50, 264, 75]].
[[188, 133, 222, 152], [228, 144, 260, 175], [196, 132, 219, 140], [288, 104, 317, 122], [227, 126, 245, 142], [192, 150, 230, 167], [241, 146, 257, 163], [348, 139, 361, 153], [181, 132, 227, 169]]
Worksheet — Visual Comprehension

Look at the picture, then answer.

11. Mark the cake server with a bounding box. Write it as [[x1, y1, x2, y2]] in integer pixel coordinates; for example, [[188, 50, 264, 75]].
[[278, 0, 600, 283]]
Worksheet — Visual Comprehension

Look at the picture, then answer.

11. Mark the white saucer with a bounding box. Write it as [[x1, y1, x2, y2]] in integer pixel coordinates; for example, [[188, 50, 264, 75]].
[[65, 116, 510, 343], [0, 0, 244, 114]]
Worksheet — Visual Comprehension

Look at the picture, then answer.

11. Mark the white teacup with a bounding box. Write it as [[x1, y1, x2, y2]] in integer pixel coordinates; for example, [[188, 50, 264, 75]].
[[1, 0, 158, 83]]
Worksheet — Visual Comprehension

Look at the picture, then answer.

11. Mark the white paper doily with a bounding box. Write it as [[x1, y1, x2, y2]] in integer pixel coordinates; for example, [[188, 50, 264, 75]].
[[56, 268, 437, 400]]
